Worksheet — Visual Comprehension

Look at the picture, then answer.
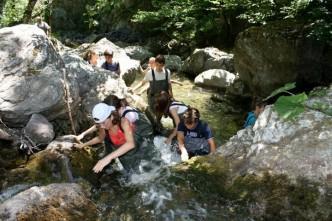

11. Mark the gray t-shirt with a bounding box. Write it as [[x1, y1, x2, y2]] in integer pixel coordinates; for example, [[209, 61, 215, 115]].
[[36, 21, 50, 33]]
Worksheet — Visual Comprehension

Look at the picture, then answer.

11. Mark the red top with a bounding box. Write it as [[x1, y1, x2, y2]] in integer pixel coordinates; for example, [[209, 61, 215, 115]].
[[107, 124, 134, 147]]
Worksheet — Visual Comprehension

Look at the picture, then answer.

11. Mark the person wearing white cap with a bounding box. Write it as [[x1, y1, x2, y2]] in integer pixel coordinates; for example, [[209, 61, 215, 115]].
[[74, 103, 136, 173]]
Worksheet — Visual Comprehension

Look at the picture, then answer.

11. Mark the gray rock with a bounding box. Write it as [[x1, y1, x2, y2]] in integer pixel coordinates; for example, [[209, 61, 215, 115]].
[[24, 114, 55, 145], [182, 47, 234, 76], [124, 45, 153, 62], [78, 38, 141, 86], [194, 69, 235, 89], [220, 88, 332, 183], [165, 55, 182, 71], [0, 183, 97, 221], [234, 24, 332, 97], [0, 24, 79, 127]]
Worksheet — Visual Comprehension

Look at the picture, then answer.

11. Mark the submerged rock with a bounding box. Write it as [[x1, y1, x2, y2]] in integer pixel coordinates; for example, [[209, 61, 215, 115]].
[[0, 183, 97, 221]]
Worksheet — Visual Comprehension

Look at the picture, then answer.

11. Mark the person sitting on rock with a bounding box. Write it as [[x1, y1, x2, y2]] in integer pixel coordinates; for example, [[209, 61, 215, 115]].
[[101, 49, 120, 75], [177, 107, 216, 161], [84, 50, 99, 67], [74, 103, 141, 173], [35, 16, 51, 36], [244, 98, 266, 128], [154, 91, 188, 144]]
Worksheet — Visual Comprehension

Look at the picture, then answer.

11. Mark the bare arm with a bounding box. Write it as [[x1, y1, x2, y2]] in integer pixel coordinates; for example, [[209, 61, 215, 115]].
[[166, 108, 180, 144], [93, 119, 135, 173], [132, 79, 148, 93], [76, 125, 98, 141], [74, 127, 105, 148], [177, 131, 189, 161], [168, 82, 173, 98], [208, 138, 216, 153]]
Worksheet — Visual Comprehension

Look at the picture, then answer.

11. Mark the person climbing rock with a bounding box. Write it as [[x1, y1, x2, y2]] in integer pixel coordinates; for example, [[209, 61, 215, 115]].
[[244, 98, 266, 128], [177, 107, 216, 161], [35, 16, 51, 36], [154, 91, 188, 144]]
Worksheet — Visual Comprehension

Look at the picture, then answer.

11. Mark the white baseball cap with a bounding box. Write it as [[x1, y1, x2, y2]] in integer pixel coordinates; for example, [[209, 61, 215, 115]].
[[92, 103, 115, 123]]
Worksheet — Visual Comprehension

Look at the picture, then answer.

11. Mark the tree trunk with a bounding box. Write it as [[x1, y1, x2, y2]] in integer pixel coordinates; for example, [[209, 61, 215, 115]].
[[23, 0, 38, 23]]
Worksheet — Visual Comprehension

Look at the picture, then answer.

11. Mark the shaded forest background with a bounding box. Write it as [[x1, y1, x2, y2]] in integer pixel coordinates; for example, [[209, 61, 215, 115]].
[[0, 0, 331, 51]]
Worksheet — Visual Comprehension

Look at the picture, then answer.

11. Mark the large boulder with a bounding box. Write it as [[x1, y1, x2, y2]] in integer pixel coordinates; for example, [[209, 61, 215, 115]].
[[165, 55, 182, 72], [234, 22, 332, 97], [194, 69, 236, 90], [0, 24, 79, 127], [182, 47, 234, 77], [60, 51, 128, 113], [75, 38, 141, 86], [0, 183, 98, 221], [124, 45, 153, 62], [219, 87, 332, 183]]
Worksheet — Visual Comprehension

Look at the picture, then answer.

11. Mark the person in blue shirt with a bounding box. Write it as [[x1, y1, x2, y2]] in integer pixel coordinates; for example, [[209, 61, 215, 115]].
[[177, 107, 216, 161], [101, 49, 120, 75], [244, 99, 266, 128]]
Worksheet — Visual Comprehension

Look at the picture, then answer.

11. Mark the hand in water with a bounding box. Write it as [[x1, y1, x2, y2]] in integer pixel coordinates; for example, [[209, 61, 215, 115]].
[[93, 157, 112, 173], [181, 151, 189, 161], [73, 143, 85, 149]]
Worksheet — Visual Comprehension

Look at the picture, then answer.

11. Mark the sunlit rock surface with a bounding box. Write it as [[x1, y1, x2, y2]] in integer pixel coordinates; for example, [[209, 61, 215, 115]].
[[0, 24, 79, 127], [220, 87, 332, 183]]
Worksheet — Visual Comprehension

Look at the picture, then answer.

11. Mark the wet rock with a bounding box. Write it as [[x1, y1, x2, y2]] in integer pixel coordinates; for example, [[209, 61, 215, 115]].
[[182, 48, 234, 77], [3, 136, 99, 189], [23, 114, 55, 145], [194, 69, 235, 90], [0, 183, 98, 221], [0, 24, 79, 127]]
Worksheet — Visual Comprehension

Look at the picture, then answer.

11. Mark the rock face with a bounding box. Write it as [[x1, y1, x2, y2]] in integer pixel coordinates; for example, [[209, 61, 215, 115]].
[[0, 183, 98, 221], [60, 51, 128, 113], [220, 87, 332, 183], [165, 55, 182, 71], [182, 47, 234, 76], [234, 23, 332, 97], [194, 69, 235, 90], [0, 24, 79, 127]]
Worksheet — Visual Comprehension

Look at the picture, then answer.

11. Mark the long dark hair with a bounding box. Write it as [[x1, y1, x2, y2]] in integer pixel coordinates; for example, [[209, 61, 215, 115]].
[[155, 91, 172, 118], [111, 95, 128, 110]]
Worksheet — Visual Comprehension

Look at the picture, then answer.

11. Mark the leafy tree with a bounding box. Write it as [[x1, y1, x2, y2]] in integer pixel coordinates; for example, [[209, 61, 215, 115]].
[[0, 0, 29, 27]]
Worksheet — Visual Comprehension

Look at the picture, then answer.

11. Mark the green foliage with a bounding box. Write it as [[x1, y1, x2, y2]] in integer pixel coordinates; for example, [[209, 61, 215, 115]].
[[274, 93, 308, 120], [0, 0, 29, 27], [131, 0, 224, 44], [264, 82, 296, 101], [84, 0, 128, 30], [130, 0, 331, 44]]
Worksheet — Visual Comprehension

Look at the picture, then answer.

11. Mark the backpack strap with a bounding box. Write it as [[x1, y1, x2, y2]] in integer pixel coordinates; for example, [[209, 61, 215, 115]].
[[169, 101, 187, 108], [151, 69, 156, 82], [121, 108, 139, 118]]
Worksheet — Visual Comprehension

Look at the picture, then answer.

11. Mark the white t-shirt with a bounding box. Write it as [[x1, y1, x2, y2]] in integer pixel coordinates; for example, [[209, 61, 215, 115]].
[[119, 106, 139, 123], [169, 101, 188, 115], [144, 68, 171, 82]]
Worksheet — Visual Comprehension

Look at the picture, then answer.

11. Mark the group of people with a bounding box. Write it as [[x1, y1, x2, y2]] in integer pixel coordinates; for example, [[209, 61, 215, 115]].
[[75, 51, 217, 174], [35, 14, 265, 175]]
